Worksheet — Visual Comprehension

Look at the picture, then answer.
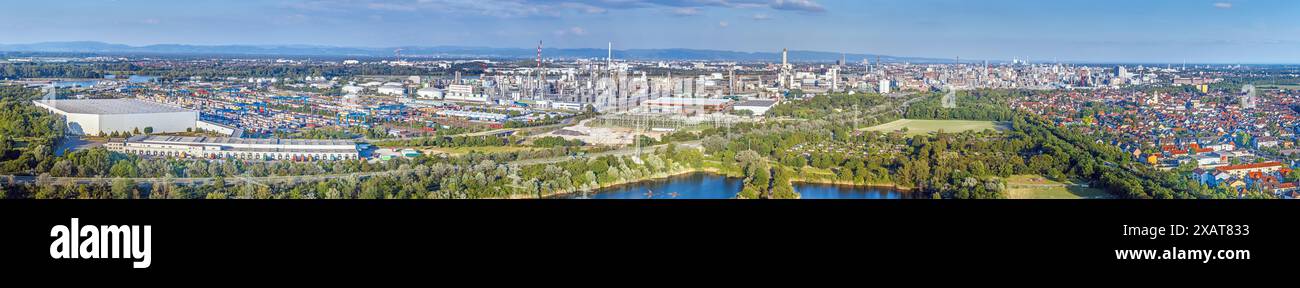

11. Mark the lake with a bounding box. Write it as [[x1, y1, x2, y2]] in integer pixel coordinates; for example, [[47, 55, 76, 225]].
[[53, 80, 101, 88], [555, 172, 917, 199], [128, 75, 157, 83]]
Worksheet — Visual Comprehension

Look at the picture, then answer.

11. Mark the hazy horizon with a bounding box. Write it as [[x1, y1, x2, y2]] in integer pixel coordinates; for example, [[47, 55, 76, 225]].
[[7, 40, 1300, 65], [2, 0, 1299, 63]]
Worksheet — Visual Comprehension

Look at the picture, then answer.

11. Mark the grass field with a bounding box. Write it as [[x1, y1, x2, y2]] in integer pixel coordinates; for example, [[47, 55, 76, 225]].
[[862, 119, 1008, 136], [1004, 175, 1110, 199]]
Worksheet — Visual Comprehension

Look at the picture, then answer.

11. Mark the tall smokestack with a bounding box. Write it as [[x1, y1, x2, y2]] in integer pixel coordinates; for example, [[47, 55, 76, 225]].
[[782, 48, 788, 67]]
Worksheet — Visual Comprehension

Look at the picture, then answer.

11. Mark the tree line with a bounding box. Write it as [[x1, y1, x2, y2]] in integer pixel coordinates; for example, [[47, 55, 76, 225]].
[[0, 85, 65, 174]]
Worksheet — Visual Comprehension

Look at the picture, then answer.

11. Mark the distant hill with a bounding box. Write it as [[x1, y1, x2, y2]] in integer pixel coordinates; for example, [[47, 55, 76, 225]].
[[0, 41, 953, 63]]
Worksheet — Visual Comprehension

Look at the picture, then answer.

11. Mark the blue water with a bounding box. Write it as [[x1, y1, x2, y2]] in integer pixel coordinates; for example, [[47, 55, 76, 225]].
[[557, 173, 914, 199], [561, 173, 743, 199], [128, 75, 157, 83], [53, 80, 100, 88], [795, 183, 920, 199]]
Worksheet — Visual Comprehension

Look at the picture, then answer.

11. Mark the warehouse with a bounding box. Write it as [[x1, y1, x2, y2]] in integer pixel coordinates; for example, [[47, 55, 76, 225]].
[[104, 135, 360, 161], [642, 97, 733, 115], [443, 84, 489, 103], [33, 98, 197, 136], [377, 83, 406, 96], [732, 99, 778, 116]]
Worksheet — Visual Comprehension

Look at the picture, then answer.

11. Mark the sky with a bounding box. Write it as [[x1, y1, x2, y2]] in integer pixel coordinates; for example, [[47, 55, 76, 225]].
[[1, 0, 1298, 63]]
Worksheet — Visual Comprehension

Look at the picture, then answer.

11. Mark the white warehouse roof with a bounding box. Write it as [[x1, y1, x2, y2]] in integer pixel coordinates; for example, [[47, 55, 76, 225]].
[[643, 97, 732, 106], [35, 99, 192, 115], [734, 99, 778, 108]]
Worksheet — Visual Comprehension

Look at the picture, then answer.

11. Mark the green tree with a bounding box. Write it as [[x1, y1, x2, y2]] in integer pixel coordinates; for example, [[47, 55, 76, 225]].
[[109, 160, 138, 178], [111, 178, 137, 199], [0, 136, 10, 153]]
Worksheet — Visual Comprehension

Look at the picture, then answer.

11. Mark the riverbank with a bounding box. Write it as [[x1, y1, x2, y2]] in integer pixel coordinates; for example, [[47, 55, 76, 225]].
[[789, 177, 915, 192], [506, 165, 719, 199], [784, 177, 921, 199], [787, 167, 915, 191]]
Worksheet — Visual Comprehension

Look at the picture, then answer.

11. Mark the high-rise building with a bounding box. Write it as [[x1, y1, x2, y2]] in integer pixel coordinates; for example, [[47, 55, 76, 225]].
[[779, 48, 793, 89], [782, 48, 788, 67], [829, 67, 839, 91]]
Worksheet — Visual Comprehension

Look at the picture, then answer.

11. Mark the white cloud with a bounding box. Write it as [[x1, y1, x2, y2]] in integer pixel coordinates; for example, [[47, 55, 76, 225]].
[[554, 26, 588, 36], [1213, 2, 1233, 9], [771, 0, 825, 12], [286, 0, 826, 18], [751, 13, 771, 20], [366, 2, 417, 11], [672, 7, 701, 16], [718, 21, 729, 28], [561, 2, 608, 14]]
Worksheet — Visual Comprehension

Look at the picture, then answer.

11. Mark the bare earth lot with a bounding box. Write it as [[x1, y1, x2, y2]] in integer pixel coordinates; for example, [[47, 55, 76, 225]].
[[1004, 175, 1110, 199]]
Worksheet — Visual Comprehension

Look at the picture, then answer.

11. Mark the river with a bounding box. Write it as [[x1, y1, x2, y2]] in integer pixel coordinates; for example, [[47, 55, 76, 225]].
[[555, 172, 918, 199]]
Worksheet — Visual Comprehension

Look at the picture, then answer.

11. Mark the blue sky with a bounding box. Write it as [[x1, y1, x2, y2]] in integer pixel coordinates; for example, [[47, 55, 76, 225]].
[[1, 0, 1298, 63]]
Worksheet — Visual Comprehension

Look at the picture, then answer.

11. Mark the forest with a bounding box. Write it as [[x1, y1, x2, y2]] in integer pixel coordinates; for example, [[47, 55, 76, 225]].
[[903, 89, 1020, 121], [0, 85, 65, 174], [766, 92, 889, 119], [5, 144, 705, 200]]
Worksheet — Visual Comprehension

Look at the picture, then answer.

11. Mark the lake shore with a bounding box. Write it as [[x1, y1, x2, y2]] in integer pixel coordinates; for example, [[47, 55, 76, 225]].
[[506, 166, 719, 199], [789, 175, 915, 191], [520, 168, 916, 199]]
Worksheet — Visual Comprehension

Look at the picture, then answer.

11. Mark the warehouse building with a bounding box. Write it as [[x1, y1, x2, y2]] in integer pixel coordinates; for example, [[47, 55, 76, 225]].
[[642, 97, 733, 115], [732, 99, 778, 116], [443, 84, 489, 103], [33, 99, 197, 136], [104, 135, 360, 161], [377, 83, 406, 96]]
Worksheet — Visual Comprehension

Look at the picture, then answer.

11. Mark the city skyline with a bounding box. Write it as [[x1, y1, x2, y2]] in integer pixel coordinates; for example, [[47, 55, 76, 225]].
[[1, 0, 1299, 63]]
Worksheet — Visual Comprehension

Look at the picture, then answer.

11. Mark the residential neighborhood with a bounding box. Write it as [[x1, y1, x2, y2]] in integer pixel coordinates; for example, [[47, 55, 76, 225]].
[[1015, 76, 1300, 198]]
